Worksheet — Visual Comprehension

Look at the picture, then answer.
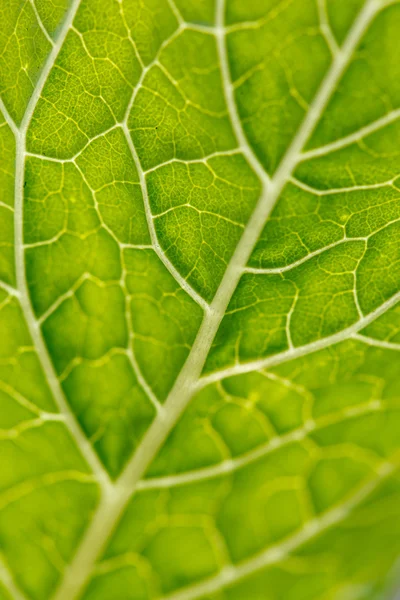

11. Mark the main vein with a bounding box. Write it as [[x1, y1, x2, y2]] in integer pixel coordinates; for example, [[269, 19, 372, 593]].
[[50, 0, 382, 598]]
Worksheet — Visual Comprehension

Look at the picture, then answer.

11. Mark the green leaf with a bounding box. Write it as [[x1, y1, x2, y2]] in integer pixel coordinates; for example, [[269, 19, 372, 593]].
[[1, 0, 400, 599]]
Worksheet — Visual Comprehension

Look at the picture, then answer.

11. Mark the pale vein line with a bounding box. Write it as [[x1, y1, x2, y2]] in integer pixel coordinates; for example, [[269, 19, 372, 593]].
[[72, 123, 121, 160], [137, 399, 382, 490], [0, 97, 18, 135], [122, 26, 183, 123], [52, 2, 382, 599], [199, 288, 400, 387], [0, 201, 14, 212], [0, 100, 18, 229], [244, 238, 366, 275], [352, 333, 400, 350], [36, 274, 88, 325], [301, 108, 400, 161], [0, 415, 65, 442], [29, 0, 54, 46], [24, 151, 69, 163], [166, 0, 184, 25], [126, 347, 164, 414], [118, 24, 212, 313], [0, 559, 28, 600], [20, 0, 78, 133], [290, 175, 399, 195], [153, 204, 245, 228], [120, 124, 210, 313], [0, 380, 51, 416], [161, 462, 397, 600], [0, 281, 20, 298], [354, 280, 364, 318], [0, 471, 96, 511], [286, 292, 297, 350], [143, 149, 244, 175], [121, 256, 165, 415], [354, 246, 366, 319], [215, 5, 270, 186], [317, 0, 339, 56], [13, 0, 112, 491]]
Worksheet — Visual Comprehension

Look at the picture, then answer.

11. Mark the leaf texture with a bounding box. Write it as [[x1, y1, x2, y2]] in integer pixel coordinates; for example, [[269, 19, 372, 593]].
[[1, 0, 400, 599]]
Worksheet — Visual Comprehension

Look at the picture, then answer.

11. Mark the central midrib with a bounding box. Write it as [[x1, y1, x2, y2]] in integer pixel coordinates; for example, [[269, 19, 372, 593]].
[[10, 0, 380, 598]]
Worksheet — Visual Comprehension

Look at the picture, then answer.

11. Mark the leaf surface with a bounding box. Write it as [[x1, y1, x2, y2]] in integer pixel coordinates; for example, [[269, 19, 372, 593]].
[[1, 1, 400, 599]]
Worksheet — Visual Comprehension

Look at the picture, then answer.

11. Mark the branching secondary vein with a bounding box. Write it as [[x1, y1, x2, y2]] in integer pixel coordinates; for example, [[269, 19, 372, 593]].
[[301, 107, 400, 160], [136, 398, 383, 490], [199, 287, 400, 386], [160, 462, 396, 600]]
